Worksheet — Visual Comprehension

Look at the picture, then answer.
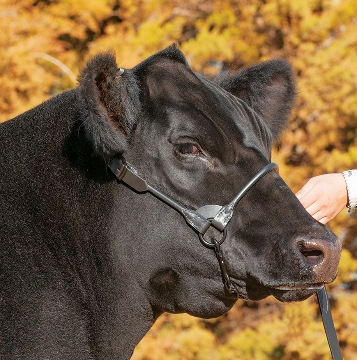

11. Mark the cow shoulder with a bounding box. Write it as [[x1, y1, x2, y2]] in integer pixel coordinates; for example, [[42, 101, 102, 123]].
[[218, 59, 296, 139]]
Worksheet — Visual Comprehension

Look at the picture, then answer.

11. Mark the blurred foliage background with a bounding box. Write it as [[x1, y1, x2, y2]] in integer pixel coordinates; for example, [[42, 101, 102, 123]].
[[2, 0, 357, 358]]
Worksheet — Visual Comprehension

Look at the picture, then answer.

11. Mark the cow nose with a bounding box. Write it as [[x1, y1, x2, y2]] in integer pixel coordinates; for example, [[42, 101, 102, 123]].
[[297, 238, 339, 282]]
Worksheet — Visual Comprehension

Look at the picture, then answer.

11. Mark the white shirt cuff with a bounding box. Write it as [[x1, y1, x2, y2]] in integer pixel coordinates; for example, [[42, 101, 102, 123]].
[[342, 170, 357, 211]]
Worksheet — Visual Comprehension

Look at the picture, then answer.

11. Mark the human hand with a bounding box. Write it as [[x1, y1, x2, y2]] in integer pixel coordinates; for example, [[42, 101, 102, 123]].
[[295, 173, 348, 224]]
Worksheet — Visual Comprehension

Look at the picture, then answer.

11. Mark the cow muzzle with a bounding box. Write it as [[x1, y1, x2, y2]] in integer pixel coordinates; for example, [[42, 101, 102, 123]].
[[295, 236, 341, 283], [270, 234, 341, 294]]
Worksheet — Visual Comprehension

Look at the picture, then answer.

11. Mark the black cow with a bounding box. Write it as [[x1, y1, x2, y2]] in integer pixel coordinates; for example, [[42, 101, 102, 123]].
[[0, 45, 341, 359]]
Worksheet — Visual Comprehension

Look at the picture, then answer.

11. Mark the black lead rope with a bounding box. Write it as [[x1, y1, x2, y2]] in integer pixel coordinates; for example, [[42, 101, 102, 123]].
[[317, 286, 343, 359], [109, 156, 343, 359]]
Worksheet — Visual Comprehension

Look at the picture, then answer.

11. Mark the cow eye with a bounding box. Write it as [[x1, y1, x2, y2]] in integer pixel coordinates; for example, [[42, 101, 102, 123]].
[[173, 136, 206, 162], [176, 143, 202, 156]]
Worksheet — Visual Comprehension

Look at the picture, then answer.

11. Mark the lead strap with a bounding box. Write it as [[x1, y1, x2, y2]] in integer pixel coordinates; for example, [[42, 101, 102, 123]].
[[317, 286, 343, 360]]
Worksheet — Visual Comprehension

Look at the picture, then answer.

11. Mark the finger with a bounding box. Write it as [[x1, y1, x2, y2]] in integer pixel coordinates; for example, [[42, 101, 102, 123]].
[[295, 189, 304, 199], [312, 212, 331, 224], [309, 208, 334, 224], [304, 201, 322, 217], [298, 190, 319, 209], [296, 177, 320, 200], [317, 216, 329, 225], [296, 186, 309, 200]]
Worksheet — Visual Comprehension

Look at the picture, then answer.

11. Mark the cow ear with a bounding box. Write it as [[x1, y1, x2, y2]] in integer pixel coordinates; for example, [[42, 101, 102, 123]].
[[218, 59, 296, 138], [78, 52, 140, 157]]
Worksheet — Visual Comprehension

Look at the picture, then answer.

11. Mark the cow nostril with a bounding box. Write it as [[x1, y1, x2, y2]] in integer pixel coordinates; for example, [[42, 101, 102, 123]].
[[301, 249, 323, 258], [301, 249, 324, 265], [298, 242, 324, 266]]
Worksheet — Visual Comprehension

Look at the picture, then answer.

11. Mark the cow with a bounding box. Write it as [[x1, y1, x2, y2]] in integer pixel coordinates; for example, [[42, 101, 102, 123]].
[[0, 45, 341, 359]]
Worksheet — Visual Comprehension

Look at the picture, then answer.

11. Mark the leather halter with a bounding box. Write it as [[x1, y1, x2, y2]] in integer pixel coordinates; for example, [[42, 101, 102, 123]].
[[109, 156, 277, 293], [108, 155, 342, 359], [109, 157, 278, 235]]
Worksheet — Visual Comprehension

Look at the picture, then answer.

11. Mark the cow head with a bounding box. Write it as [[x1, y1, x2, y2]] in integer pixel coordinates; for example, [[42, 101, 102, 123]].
[[78, 45, 341, 318]]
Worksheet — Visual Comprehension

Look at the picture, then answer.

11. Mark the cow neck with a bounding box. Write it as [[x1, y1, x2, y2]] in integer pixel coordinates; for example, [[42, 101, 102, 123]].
[[108, 156, 277, 294]]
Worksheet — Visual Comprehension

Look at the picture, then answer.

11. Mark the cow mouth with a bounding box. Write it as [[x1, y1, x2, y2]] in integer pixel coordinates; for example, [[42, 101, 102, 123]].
[[268, 284, 324, 302], [229, 278, 326, 302], [272, 283, 324, 291]]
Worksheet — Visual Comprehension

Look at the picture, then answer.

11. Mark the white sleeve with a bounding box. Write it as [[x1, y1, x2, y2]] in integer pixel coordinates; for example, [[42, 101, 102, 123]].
[[342, 170, 357, 211]]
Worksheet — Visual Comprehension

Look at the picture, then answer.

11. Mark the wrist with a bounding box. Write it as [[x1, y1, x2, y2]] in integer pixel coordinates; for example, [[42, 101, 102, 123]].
[[342, 170, 357, 211]]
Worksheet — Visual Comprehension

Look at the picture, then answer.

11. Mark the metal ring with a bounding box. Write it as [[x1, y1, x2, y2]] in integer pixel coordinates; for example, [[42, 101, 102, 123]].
[[198, 228, 227, 248]]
